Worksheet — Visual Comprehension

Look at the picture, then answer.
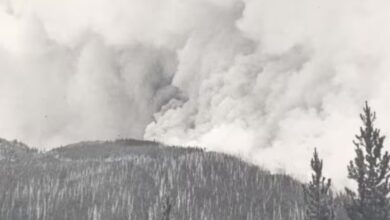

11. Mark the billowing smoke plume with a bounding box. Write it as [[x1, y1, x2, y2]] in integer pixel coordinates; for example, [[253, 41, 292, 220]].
[[1, 0, 390, 186]]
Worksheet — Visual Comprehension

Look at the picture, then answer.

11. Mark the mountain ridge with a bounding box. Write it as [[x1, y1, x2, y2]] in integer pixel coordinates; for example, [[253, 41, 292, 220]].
[[0, 137, 347, 219]]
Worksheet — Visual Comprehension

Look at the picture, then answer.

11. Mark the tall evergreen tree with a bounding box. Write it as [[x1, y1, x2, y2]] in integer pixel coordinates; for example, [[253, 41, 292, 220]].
[[304, 148, 335, 220], [345, 102, 390, 220]]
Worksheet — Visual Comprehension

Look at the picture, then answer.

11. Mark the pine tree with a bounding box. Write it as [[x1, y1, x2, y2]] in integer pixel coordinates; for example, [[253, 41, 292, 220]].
[[344, 102, 390, 220], [303, 148, 335, 220]]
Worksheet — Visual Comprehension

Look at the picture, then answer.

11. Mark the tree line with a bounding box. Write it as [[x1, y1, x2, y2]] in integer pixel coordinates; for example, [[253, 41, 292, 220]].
[[303, 102, 390, 220]]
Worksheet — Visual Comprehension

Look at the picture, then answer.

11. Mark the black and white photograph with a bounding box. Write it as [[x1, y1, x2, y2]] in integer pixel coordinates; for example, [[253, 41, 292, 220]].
[[0, 0, 388, 219]]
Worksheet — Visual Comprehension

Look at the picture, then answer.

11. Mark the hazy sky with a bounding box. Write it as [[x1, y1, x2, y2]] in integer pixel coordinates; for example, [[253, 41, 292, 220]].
[[1, 0, 390, 186]]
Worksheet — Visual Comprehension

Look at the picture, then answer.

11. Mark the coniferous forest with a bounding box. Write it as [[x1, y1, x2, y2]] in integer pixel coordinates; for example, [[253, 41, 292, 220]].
[[0, 139, 306, 220], [0, 0, 386, 219], [0, 103, 388, 220]]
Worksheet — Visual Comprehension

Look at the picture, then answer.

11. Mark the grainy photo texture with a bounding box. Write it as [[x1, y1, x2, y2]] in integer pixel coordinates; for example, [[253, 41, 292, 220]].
[[0, 0, 388, 219]]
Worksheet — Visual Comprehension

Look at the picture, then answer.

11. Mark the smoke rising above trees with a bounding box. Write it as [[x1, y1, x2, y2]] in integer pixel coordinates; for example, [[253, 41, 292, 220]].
[[0, 0, 389, 186]]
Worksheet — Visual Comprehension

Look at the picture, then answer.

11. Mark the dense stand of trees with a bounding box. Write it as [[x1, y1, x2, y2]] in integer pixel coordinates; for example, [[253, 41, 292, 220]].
[[0, 139, 306, 220], [0, 102, 388, 219]]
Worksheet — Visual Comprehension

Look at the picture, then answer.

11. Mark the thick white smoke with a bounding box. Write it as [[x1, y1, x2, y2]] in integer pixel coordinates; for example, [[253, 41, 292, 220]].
[[1, 0, 390, 186]]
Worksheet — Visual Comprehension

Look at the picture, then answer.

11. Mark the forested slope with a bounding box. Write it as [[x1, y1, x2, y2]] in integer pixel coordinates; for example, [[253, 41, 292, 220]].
[[0, 138, 317, 219]]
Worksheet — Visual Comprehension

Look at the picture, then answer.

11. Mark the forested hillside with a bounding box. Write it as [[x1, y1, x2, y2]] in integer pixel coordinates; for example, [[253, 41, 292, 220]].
[[0, 138, 345, 220]]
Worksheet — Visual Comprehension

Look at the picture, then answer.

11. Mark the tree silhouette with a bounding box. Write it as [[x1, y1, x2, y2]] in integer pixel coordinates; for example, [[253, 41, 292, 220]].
[[303, 148, 335, 220], [345, 102, 390, 220]]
